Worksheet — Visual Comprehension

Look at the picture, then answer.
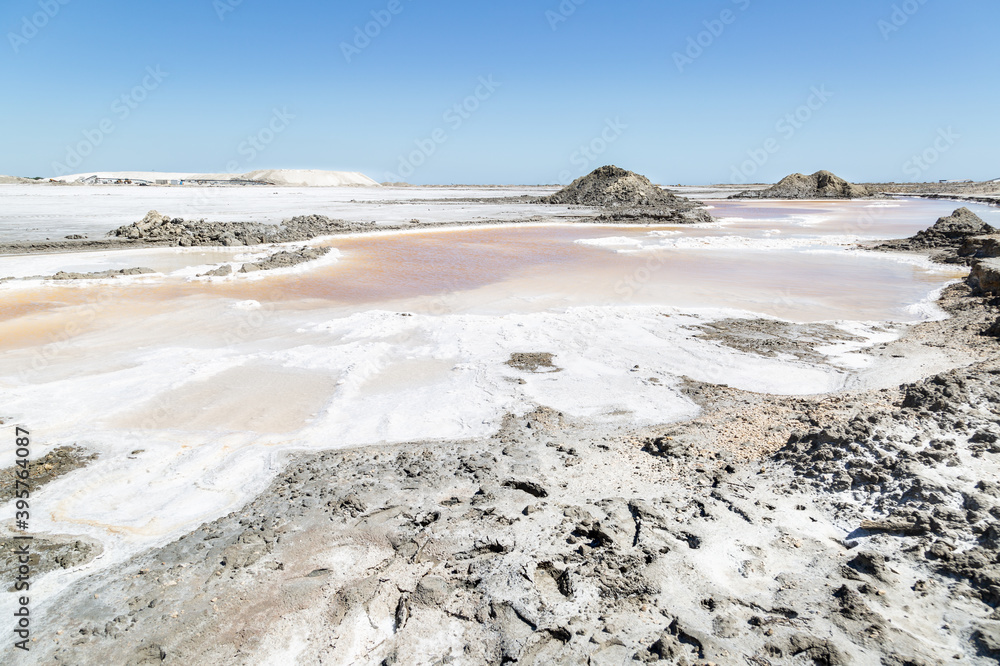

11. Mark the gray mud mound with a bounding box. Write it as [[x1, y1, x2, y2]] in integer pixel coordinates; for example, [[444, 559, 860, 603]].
[[110, 211, 374, 247], [876, 208, 999, 264], [731, 170, 880, 200], [540, 165, 714, 224], [542, 165, 679, 208], [49, 267, 156, 280], [239, 246, 330, 273]]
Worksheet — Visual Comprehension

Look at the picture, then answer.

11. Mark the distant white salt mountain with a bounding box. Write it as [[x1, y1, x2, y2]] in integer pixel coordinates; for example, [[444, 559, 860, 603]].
[[48, 169, 380, 187]]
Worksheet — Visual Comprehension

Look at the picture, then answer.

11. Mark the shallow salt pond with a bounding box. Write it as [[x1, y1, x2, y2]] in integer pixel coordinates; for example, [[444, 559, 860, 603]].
[[2, 196, 988, 324], [0, 194, 992, 611]]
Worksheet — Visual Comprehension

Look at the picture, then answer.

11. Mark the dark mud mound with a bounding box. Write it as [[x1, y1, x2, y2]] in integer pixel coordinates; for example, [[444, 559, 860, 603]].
[[541, 166, 713, 224], [896, 207, 994, 249], [238, 246, 331, 273], [876, 208, 999, 264], [543, 166, 679, 208], [731, 170, 879, 200]]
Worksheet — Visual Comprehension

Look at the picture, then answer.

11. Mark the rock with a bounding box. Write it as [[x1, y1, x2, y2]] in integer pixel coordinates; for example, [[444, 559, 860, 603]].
[[876, 208, 997, 263], [642, 436, 690, 459], [961, 234, 1000, 260], [49, 267, 155, 281], [413, 575, 450, 606], [901, 374, 966, 413], [199, 265, 233, 278], [239, 247, 329, 273], [732, 170, 879, 200], [983, 317, 1000, 338], [970, 258, 1000, 295], [504, 479, 549, 498], [846, 552, 890, 581]]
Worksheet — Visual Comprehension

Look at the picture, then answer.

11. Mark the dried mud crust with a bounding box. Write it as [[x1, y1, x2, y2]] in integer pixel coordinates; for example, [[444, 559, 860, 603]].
[[1, 536, 102, 584], [505, 352, 562, 373], [0, 446, 97, 503], [237, 246, 331, 273], [693, 319, 867, 363]]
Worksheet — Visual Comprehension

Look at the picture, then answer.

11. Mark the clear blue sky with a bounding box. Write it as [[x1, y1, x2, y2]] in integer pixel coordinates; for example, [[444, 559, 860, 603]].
[[1, 0, 997, 184]]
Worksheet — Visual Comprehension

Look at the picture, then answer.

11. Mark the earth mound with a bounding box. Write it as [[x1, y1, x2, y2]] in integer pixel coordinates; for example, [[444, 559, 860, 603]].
[[906, 207, 995, 246], [109, 211, 373, 247], [731, 170, 879, 199], [875, 207, 999, 264], [541, 166, 713, 224], [543, 165, 679, 207]]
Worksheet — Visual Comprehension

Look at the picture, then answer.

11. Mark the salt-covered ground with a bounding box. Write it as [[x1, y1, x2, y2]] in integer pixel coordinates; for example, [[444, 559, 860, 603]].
[[0, 186, 994, 615], [0, 184, 564, 242]]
